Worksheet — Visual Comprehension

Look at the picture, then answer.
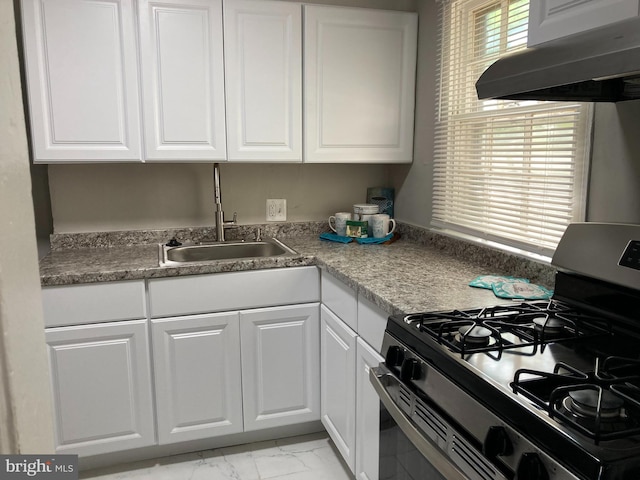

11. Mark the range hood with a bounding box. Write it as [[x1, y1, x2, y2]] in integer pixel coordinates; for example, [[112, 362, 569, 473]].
[[476, 15, 640, 102]]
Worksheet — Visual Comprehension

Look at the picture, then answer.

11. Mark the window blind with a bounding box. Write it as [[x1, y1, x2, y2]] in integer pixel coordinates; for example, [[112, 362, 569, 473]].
[[433, 0, 592, 257]]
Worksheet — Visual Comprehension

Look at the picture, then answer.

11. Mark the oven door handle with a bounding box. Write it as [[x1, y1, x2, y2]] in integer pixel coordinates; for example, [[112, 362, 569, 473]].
[[370, 366, 469, 480]]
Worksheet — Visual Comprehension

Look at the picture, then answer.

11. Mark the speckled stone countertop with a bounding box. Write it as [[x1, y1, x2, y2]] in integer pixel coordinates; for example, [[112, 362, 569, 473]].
[[40, 223, 556, 316]]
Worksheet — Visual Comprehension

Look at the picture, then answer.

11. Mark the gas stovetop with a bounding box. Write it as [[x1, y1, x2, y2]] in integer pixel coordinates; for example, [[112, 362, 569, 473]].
[[383, 223, 640, 480], [386, 306, 640, 480], [402, 299, 611, 356]]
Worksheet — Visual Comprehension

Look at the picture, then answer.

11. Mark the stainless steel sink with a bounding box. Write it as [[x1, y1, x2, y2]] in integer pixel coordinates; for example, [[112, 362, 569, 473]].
[[159, 237, 296, 266]]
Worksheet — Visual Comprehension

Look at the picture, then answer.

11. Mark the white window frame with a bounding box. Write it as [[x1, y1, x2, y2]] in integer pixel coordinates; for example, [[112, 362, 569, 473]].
[[432, 0, 593, 260]]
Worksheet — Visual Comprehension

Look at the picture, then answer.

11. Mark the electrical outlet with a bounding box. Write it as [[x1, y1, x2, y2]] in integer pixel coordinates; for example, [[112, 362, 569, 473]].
[[266, 199, 286, 221]]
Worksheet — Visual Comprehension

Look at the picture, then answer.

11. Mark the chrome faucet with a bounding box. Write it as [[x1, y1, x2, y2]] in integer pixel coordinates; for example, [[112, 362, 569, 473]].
[[213, 163, 237, 242]]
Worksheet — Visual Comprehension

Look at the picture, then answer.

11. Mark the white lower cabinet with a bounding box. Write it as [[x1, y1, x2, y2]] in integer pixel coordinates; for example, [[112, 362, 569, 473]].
[[42, 267, 320, 460], [241, 304, 320, 431], [355, 338, 384, 480], [320, 304, 357, 472], [153, 303, 320, 444], [320, 270, 388, 479], [45, 320, 155, 456], [151, 312, 244, 444]]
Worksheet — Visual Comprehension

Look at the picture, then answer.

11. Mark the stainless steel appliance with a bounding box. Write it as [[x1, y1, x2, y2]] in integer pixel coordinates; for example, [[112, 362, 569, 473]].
[[371, 223, 640, 480], [475, 16, 640, 102]]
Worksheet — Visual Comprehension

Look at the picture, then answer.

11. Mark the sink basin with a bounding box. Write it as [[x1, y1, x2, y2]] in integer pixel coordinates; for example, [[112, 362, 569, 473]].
[[159, 237, 296, 266]]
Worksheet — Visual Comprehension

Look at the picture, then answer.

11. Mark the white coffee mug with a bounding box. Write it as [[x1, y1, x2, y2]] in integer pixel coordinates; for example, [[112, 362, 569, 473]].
[[371, 214, 396, 238], [329, 212, 352, 236], [361, 214, 376, 237]]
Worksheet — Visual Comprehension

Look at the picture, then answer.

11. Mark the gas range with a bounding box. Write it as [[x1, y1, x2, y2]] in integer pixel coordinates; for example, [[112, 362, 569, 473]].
[[376, 223, 640, 480]]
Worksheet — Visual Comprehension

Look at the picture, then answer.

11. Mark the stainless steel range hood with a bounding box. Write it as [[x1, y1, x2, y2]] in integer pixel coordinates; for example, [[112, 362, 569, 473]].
[[476, 16, 640, 102]]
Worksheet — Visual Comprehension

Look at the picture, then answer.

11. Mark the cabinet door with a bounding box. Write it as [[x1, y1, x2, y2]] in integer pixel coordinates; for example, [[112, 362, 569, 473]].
[[240, 304, 320, 431], [151, 312, 243, 444], [355, 338, 384, 480], [304, 6, 417, 164], [224, 0, 302, 162], [45, 320, 154, 456], [528, 0, 640, 46], [20, 0, 142, 162], [320, 305, 357, 473], [138, 0, 227, 161]]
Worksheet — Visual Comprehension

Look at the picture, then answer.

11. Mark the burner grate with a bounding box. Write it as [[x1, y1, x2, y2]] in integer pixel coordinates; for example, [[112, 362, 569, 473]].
[[512, 357, 640, 443], [403, 300, 611, 357]]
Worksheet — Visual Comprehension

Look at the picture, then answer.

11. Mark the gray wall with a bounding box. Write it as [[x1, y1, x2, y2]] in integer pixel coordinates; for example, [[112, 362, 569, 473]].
[[0, 0, 55, 452], [587, 100, 640, 223], [390, 0, 437, 228], [48, 163, 393, 232]]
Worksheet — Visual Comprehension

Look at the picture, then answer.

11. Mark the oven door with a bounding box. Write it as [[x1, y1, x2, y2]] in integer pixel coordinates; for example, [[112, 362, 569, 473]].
[[371, 366, 507, 480]]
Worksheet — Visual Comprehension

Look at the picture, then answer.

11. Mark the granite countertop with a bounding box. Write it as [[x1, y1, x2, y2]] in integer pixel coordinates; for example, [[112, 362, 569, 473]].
[[40, 226, 555, 316], [284, 236, 519, 314]]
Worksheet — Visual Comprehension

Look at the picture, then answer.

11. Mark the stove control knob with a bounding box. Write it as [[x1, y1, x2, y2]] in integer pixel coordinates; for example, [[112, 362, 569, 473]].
[[385, 346, 405, 367], [483, 426, 513, 458], [400, 358, 421, 382], [516, 453, 549, 480]]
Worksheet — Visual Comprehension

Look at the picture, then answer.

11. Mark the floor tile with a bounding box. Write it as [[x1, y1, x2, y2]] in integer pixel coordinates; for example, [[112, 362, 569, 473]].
[[80, 432, 353, 480]]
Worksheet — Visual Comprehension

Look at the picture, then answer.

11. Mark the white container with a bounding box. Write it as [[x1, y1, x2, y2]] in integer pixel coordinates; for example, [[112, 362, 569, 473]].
[[353, 203, 379, 221]]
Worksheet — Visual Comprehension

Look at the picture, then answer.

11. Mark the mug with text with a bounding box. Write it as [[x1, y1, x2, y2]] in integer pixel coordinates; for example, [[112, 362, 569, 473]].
[[329, 212, 352, 236], [371, 214, 396, 238]]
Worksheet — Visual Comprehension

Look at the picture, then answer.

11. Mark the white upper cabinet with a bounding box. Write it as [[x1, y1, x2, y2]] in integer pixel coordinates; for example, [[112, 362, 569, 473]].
[[21, 1, 418, 163], [138, 0, 227, 161], [224, 0, 302, 162], [20, 0, 142, 162], [528, 0, 640, 46], [304, 6, 417, 164]]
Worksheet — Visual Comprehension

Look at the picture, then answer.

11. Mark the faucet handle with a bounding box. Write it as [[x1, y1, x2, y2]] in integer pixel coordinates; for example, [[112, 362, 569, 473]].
[[223, 212, 238, 227]]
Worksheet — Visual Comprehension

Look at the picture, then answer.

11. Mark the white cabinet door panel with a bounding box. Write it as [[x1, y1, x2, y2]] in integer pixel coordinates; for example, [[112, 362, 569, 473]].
[[224, 0, 302, 161], [320, 305, 357, 472], [138, 0, 227, 160], [528, 0, 640, 46], [304, 6, 417, 163], [46, 320, 154, 456], [148, 267, 320, 318], [240, 304, 320, 431], [356, 295, 388, 353], [355, 338, 384, 480], [42, 280, 146, 328], [21, 0, 141, 161], [321, 270, 357, 331], [151, 312, 243, 444]]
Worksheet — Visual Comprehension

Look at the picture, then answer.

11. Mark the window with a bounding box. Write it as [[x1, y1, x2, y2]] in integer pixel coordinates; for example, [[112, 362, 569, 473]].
[[433, 0, 592, 258]]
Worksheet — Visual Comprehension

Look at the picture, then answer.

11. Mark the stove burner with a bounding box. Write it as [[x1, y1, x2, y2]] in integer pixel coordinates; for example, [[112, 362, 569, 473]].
[[533, 316, 567, 333], [565, 389, 625, 420], [458, 325, 492, 343]]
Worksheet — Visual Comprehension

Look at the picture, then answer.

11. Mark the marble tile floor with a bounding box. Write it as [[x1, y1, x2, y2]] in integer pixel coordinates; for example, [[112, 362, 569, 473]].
[[80, 432, 353, 480]]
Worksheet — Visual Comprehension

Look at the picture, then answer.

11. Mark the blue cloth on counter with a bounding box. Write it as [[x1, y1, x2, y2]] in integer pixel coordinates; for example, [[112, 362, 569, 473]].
[[491, 281, 553, 300], [319, 232, 353, 243], [468, 275, 530, 289], [355, 233, 393, 244]]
